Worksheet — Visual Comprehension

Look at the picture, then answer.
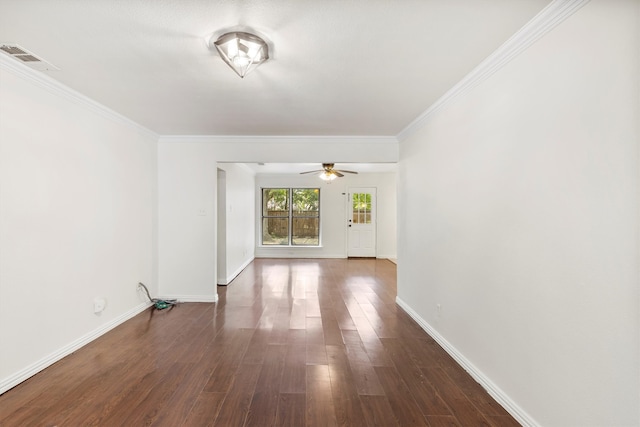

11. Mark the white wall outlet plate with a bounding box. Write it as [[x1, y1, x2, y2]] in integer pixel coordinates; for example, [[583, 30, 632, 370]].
[[93, 297, 107, 313]]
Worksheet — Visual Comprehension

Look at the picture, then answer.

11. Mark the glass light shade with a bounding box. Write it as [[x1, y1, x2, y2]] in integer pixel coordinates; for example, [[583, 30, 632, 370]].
[[213, 32, 269, 78], [319, 171, 337, 181]]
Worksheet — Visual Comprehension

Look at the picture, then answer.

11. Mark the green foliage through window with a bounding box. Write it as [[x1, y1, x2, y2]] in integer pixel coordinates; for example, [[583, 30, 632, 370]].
[[352, 193, 372, 224], [262, 188, 320, 246]]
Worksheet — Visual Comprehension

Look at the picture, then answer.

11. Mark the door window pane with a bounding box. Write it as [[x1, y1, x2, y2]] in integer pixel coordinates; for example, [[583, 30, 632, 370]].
[[352, 192, 371, 224]]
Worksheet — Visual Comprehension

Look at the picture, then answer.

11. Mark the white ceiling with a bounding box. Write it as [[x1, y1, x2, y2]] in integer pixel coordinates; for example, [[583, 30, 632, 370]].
[[0, 0, 550, 137]]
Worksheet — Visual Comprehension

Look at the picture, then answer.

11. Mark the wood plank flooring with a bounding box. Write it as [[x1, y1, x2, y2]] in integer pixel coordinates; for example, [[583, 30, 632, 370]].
[[0, 258, 520, 426]]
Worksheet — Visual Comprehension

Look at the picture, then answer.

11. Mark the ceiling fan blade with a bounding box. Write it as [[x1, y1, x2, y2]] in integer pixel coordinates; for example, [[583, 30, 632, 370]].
[[300, 164, 357, 178]]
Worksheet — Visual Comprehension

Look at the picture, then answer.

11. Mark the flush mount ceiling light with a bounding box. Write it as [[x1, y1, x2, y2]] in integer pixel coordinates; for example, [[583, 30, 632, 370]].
[[213, 31, 269, 78]]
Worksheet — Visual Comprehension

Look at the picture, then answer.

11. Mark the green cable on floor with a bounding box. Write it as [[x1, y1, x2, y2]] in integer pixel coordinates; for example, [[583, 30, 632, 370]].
[[138, 282, 178, 310]]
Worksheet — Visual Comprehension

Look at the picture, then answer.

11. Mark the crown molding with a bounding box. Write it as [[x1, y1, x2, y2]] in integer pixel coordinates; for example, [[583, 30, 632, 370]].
[[2, 0, 589, 144], [397, 0, 591, 142], [158, 135, 398, 144], [0, 54, 158, 140]]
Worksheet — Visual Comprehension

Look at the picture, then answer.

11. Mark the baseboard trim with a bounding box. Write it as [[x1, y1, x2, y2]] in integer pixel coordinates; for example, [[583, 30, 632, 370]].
[[254, 254, 345, 259], [219, 257, 254, 286], [395, 297, 538, 427], [0, 301, 151, 395], [160, 294, 219, 303]]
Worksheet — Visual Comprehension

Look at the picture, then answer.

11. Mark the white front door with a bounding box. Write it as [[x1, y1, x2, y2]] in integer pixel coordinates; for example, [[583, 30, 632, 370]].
[[347, 188, 376, 257]]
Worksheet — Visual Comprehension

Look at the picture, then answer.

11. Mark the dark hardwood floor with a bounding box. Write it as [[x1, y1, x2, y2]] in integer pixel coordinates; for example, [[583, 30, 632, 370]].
[[0, 258, 520, 426]]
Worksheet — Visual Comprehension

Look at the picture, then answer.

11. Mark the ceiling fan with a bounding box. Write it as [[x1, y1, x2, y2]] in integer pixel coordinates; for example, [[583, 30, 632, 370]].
[[300, 163, 358, 181]]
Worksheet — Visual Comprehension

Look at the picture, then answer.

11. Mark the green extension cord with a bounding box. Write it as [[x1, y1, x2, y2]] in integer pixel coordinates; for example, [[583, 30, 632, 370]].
[[138, 282, 178, 310]]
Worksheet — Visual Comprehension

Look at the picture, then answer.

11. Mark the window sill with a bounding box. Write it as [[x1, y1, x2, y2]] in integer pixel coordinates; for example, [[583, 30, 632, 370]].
[[258, 245, 323, 248]]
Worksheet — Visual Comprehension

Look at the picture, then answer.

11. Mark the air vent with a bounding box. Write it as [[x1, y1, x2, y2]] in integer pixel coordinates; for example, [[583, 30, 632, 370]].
[[17, 54, 41, 62], [0, 45, 27, 55], [0, 44, 59, 71]]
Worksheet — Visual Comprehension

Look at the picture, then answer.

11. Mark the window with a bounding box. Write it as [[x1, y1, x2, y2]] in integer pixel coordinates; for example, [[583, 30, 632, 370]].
[[262, 188, 320, 246], [352, 192, 372, 224]]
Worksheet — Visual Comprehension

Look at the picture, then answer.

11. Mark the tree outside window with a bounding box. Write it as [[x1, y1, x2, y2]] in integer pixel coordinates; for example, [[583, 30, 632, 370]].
[[292, 188, 319, 245], [262, 188, 320, 246], [352, 192, 372, 224]]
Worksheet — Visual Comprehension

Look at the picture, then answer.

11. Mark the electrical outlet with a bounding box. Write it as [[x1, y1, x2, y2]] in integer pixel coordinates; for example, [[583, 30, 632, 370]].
[[94, 297, 107, 313]]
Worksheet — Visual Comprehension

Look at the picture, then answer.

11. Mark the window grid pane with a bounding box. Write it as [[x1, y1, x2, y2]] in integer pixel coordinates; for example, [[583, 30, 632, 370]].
[[352, 192, 371, 224], [262, 188, 290, 245], [262, 218, 289, 245], [292, 218, 319, 245], [292, 188, 319, 217], [292, 188, 320, 246], [262, 188, 289, 216]]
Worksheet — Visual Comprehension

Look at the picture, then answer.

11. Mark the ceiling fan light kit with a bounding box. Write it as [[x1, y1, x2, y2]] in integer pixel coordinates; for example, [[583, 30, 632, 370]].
[[319, 171, 338, 181], [213, 31, 269, 78]]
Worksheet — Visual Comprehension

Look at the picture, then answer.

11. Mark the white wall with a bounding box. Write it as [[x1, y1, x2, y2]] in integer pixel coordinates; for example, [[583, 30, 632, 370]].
[[255, 172, 396, 259], [397, 0, 639, 425], [157, 142, 219, 301], [216, 169, 227, 283], [217, 163, 256, 284], [0, 63, 157, 392]]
